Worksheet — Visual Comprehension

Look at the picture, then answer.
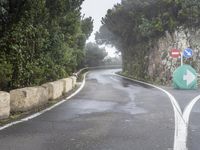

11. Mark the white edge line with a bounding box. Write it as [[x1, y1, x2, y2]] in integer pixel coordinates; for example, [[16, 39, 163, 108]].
[[183, 95, 200, 125], [0, 72, 88, 131], [110, 76, 119, 82], [114, 74, 182, 113], [114, 74, 184, 150], [179, 95, 200, 150]]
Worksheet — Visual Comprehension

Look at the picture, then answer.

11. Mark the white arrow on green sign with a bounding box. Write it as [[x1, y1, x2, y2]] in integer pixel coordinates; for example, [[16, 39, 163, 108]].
[[183, 70, 196, 86], [173, 65, 197, 89]]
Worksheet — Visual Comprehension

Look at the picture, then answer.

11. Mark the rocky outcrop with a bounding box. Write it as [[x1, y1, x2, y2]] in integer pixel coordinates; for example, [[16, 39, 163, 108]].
[[10, 86, 48, 112], [148, 28, 200, 84], [0, 92, 10, 119]]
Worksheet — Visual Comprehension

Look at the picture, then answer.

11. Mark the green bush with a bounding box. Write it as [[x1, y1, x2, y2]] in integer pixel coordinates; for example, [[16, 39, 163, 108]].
[[0, 0, 93, 90], [0, 60, 12, 91]]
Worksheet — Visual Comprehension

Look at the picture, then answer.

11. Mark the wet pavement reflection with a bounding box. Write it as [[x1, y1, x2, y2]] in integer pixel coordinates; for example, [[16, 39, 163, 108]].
[[65, 99, 147, 116]]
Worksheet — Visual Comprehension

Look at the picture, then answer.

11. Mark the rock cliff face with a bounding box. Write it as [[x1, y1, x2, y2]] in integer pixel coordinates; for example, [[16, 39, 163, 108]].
[[148, 28, 200, 84]]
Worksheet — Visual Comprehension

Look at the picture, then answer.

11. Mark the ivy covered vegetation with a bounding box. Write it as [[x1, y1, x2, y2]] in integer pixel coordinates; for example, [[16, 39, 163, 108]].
[[96, 0, 200, 80], [0, 0, 93, 90]]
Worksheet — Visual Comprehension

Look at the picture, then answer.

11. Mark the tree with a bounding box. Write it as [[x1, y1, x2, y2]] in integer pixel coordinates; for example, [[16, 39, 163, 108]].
[[0, 0, 93, 90], [104, 56, 122, 66], [85, 42, 107, 67], [96, 0, 200, 80]]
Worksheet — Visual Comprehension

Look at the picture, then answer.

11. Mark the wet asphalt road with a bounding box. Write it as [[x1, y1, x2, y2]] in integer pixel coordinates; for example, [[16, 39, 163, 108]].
[[0, 69, 200, 150]]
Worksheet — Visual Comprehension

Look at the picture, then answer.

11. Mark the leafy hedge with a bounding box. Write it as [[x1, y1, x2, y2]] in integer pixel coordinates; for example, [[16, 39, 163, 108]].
[[0, 0, 93, 90]]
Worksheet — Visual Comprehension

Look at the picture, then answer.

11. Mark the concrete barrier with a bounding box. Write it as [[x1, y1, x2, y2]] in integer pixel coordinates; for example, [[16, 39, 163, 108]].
[[70, 76, 77, 87], [42, 83, 54, 100], [10, 86, 48, 112], [2, 72, 79, 115], [43, 80, 64, 100], [0, 92, 10, 119], [60, 78, 73, 94], [51, 80, 64, 99]]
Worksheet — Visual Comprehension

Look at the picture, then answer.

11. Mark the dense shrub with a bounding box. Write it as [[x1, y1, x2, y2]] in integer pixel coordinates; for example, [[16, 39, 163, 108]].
[[0, 0, 93, 90]]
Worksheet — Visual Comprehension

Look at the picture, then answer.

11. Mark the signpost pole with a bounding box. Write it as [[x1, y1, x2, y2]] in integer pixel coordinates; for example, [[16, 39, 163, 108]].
[[181, 52, 183, 66]]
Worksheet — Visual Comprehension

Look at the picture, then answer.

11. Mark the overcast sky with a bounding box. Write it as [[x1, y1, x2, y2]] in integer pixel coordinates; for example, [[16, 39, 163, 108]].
[[81, 0, 121, 57]]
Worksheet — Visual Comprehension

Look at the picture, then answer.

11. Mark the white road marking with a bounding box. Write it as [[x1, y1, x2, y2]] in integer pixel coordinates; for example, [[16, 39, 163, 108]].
[[174, 95, 200, 150], [1, 71, 199, 150], [110, 76, 120, 82], [0, 73, 88, 131], [183, 95, 200, 124], [115, 74, 200, 150]]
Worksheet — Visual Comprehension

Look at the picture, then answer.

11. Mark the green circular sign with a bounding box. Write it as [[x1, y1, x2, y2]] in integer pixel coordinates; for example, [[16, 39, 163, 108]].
[[173, 65, 197, 89]]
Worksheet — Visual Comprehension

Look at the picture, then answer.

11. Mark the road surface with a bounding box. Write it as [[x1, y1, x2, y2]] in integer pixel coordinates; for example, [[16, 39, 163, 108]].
[[0, 69, 200, 150]]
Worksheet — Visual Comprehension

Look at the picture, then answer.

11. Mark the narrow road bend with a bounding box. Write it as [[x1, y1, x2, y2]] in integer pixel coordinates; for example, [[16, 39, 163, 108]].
[[0, 69, 175, 150]]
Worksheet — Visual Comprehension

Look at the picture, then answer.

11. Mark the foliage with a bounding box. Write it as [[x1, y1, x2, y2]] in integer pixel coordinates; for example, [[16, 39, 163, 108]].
[[0, 0, 93, 90], [85, 42, 107, 67], [96, 0, 200, 80], [103, 56, 122, 66]]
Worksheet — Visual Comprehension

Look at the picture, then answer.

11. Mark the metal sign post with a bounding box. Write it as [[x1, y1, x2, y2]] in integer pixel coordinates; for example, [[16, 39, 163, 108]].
[[181, 52, 183, 66]]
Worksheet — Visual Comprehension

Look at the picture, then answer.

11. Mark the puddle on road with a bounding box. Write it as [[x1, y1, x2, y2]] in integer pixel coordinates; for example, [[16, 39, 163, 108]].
[[67, 99, 147, 116]]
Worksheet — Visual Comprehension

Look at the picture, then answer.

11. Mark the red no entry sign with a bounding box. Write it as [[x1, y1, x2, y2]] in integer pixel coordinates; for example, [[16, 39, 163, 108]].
[[170, 49, 181, 58]]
